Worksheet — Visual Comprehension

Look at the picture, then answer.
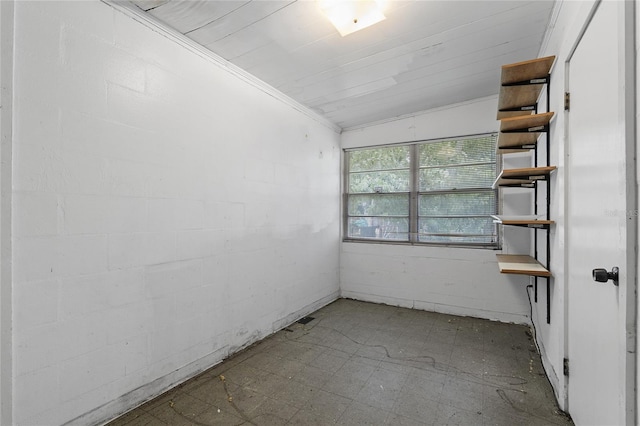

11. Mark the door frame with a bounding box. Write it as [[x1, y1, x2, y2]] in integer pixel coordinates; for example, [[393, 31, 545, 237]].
[[563, 0, 637, 424], [0, 1, 13, 425]]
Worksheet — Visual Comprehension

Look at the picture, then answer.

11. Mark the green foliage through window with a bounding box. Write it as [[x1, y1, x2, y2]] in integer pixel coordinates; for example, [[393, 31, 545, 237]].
[[345, 134, 498, 246]]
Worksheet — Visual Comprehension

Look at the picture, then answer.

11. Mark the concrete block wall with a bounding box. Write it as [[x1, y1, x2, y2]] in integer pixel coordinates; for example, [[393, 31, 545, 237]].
[[340, 97, 533, 324], [11, 2, 340, 424]]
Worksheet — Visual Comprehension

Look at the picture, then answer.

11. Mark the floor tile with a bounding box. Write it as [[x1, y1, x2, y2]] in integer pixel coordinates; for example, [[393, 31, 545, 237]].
[[271, 378, 319, 408], [106, 299, 573, 426], [223, 384, 267, 416], [183, 375, 239, 407], [440, 376, 487, 412], [291, 364, 332, 388], [246, 396, 299, 424], [105, 410, 159, 426], [298, 388, 351, 422], [310, 349, 349, 374], [146, 391, 209, 425], [321, 372, 367, 399], [436, 403, 484, 426], [392, 388, 440, 423], [288, 408, 339, 425], [335, 358, 377, 382], [338, 401, 391, 425], [385, 412, 431, 426], [192, 405, 244, 425], [402, 368, 446, 402]]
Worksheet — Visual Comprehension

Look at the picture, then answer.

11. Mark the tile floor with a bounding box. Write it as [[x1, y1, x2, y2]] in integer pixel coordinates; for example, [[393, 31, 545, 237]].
[[107, 299, 573, 425]]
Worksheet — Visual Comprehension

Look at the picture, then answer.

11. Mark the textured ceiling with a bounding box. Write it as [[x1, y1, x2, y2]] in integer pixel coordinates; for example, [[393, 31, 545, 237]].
[[127, 0, 555, 129]]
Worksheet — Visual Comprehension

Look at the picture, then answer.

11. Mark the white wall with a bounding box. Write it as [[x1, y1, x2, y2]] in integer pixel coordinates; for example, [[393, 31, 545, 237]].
[[529, 0, 601, 410], [340, 97, 533, 323], [11, 2, 341, 425], [0, 1, 13, 424], [534, 0, 638, 417]]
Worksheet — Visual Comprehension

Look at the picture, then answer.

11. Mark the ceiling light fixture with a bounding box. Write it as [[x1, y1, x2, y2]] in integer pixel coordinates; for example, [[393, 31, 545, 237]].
[[319, 0, 387, 37]]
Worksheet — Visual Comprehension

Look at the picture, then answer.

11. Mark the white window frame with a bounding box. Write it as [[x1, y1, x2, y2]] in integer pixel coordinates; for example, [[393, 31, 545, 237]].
[[343, 133, 500, 248]]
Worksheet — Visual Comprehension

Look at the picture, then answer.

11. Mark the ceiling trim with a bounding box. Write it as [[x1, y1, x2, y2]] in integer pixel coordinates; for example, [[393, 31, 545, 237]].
[[538, 0, 564, 57], [102, 0, 343, 134]]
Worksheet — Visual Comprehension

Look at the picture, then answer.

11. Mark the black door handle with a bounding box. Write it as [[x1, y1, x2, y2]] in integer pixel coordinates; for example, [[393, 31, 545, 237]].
[[592, 267, 619, 286]]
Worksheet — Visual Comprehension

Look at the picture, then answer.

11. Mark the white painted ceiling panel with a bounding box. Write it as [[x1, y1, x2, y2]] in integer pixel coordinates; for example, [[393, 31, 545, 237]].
[[187, 1, 299, 46], [126, 0, 555, 128], [129, 0, 170, 11], [146, 0, 253, 33]]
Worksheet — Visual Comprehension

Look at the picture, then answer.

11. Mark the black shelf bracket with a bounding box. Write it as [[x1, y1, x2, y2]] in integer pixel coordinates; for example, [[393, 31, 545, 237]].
[[498, 182, 537, 189], [502, 75, 550, 87], [508, 223, 551, 230], [499, 104, 537, 113], [501, 124, 549, 134], [498, 144, 537, 150]]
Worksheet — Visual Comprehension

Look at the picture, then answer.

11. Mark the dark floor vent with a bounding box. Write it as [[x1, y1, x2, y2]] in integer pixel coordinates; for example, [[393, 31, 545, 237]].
[[297, 316, 314, 324]]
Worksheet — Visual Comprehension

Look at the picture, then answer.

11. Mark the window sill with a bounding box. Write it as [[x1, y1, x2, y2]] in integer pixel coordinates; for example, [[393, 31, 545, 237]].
[[342, 238, 501, 250]]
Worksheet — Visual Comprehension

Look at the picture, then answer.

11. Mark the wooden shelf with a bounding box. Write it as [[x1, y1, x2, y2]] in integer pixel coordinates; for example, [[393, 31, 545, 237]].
[[498, 112, 555, 150], [500, 56, 556, 86], [497, 85, 543, 119], [496, 254, 551, 277], [492, 215, 554, 229], [494, 55, 556, 323], [492, 166, 556, 188], [501, 166, 556, 179], [497, 56, 556, 119]]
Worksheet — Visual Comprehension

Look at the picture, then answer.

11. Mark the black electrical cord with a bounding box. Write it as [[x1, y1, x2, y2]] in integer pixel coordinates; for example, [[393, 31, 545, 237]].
[[526, 284, 541, 355]]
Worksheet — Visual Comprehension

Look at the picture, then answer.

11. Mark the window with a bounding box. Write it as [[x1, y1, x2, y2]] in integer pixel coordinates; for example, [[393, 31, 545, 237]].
[[344, 134, 499, 247]]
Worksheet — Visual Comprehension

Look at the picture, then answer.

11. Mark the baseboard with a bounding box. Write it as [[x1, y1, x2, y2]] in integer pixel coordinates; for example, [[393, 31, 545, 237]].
[[74, 290, 340, 426], [271, 290, 340, 332], [537, 331, 566, 412], [341, 290, 529, 324], [69, 346, 229, 426]]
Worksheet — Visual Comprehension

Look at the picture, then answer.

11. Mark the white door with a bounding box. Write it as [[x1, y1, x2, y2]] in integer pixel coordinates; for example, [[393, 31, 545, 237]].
[[566, 1, 634, 425]]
